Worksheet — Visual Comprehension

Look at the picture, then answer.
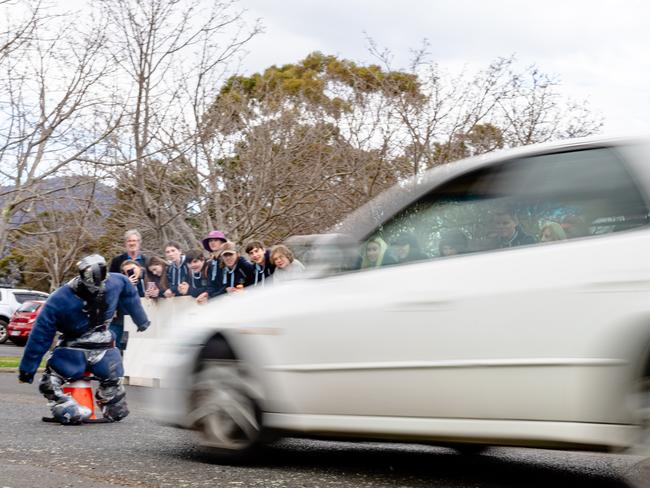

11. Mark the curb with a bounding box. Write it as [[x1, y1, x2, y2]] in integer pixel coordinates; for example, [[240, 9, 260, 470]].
[[0, 368, 45, 373]]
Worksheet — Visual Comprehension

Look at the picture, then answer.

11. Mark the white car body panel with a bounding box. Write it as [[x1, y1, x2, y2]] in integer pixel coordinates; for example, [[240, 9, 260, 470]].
[[243, 235, 647, 419], [263, 414, 638, 448]]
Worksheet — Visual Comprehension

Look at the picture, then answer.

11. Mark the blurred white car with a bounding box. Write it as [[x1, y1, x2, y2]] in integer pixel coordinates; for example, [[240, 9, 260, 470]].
[[151, 136, 650, 459]]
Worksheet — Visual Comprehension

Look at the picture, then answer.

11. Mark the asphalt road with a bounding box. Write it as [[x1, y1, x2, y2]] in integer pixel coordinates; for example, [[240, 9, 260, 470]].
[[1, 372, 649, 488], [1, 341, 26, 357]]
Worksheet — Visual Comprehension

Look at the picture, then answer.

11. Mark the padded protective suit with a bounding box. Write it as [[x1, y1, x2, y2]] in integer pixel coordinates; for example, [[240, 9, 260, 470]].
[[20, 272, 149, 424]]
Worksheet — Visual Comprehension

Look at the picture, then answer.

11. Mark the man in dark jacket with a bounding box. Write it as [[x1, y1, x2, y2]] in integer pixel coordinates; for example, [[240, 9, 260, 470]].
[[109, 229, 147, 273], [18, 254, 150, 425], [178, 249, 209, 303], [245, 240, 275, 286], [494, 208, 537, 248], [164, 241, 188, 297], [109, 230, 147, 350]]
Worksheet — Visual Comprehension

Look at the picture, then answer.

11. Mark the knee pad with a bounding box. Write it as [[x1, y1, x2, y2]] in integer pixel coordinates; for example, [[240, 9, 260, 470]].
[[51, 399, 92, 425], [100, 399, 129, 422], [96, 382, 129, 421], [95, 381, 125, 405], [39, 370, 67, 403]]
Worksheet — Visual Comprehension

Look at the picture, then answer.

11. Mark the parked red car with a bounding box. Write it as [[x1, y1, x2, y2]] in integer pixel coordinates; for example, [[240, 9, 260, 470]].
[[7, 300, 45, 346]]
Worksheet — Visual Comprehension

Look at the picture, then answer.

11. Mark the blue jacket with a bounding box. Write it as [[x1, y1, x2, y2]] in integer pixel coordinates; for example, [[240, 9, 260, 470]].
[[247, 250, 276, 287], [19, 273, 149, 375], [207, 257, 254, 297], [166, 256, 189, 295], [186, 269, 208, 298], [498, 226, 537, 248]]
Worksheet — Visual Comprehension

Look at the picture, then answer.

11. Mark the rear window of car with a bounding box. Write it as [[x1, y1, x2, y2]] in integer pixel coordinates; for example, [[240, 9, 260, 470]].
[[17, 301, 42, 313], [13, 292, 48, 304]]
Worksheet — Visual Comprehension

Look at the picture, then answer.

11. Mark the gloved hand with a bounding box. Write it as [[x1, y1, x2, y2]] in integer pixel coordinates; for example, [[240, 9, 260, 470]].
[[18, 370, 34, 384], [137, 320, 151, 332]]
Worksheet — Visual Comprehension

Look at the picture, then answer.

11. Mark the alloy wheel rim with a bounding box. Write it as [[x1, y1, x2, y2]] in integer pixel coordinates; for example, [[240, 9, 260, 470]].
[[190, 360, 260, 451]]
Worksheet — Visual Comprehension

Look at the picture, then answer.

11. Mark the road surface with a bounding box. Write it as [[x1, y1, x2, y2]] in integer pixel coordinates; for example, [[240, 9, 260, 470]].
[[1, 373, 648, 488]]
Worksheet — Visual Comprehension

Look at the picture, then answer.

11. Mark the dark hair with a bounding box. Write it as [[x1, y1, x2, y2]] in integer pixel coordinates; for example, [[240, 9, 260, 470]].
[[119, 259, 143, 275], [245, 240, 266, 254], [164, 241, 182, 251], [185, 249, 205, 262]]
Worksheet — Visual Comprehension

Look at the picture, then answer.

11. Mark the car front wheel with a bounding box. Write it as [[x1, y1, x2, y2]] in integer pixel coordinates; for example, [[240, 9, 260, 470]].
[[632, 377, 650, 454], [0, 319, 8, 344], [189, 359, 262, 460]]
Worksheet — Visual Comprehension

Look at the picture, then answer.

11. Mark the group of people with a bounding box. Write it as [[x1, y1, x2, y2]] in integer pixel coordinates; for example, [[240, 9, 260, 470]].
[[358, 209, 590, 268], [110, 229, 306, 301], [106, 229, 307, 349]]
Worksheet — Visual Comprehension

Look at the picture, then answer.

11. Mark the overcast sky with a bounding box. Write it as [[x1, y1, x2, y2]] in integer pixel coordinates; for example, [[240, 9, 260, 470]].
[[236, 0, 650, 135]]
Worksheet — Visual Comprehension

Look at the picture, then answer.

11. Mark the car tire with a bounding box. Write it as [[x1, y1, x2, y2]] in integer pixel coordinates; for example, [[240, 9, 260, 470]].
[[629, 377, 650, 455], [189, 358, 263, 461], [0, 319, 8, 344], [450, 443, 488, 455], [8, 337, 26, 347]]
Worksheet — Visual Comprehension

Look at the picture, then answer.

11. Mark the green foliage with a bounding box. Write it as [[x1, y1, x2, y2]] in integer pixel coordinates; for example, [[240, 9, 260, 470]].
[[0, 357, 45, 368], [209, 52, 422, 130]]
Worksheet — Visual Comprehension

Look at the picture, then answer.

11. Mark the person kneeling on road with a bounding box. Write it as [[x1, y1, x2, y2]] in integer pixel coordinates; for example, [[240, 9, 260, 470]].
[[17, 254, 150, 425]]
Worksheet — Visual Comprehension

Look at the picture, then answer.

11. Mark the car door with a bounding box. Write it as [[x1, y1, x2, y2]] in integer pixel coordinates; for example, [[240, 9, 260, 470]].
[[268, 145, 650, 422]]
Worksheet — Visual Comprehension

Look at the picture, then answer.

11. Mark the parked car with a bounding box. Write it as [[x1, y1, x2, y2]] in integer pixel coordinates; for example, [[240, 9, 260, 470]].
[[150, 136, 650, 460], [0, 287, 49, 344], [6, 300, 46, 347]]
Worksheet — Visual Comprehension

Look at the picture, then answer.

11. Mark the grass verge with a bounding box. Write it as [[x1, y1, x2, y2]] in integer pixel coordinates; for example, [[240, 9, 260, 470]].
[[0, 356, 45, 368]]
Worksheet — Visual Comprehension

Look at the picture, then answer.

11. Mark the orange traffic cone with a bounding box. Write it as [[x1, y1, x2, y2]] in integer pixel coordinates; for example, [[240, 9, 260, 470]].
[[63, 378, 96, 420]]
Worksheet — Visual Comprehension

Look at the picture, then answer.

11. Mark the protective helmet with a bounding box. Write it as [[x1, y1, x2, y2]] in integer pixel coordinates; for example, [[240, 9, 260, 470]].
[[77, 254, 108, 294]]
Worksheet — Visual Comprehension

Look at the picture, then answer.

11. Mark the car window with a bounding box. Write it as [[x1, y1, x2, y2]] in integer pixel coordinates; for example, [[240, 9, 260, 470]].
[[357, 147, 648, 267], [17, 301, 41, 313], [13, 292, 48, 304]]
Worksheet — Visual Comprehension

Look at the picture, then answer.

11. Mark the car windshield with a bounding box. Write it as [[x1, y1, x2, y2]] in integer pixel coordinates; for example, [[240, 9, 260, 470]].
[[17, 301, 42, 313], [13, 292, 48, 304]]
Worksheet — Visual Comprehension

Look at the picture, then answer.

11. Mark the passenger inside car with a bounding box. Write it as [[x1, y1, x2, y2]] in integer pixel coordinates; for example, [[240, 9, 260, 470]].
[[357, 236, 396, 269], [493, 208, 537, 248], [438, 229, 469, 256], [561, 214, 589, 238], [539, 222, 567, 242]]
